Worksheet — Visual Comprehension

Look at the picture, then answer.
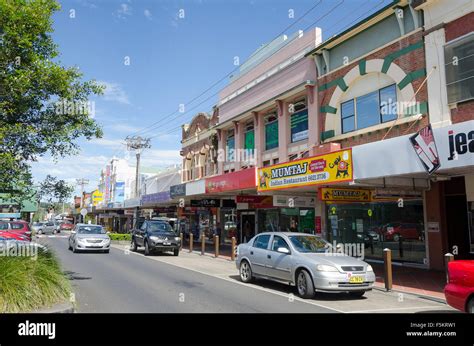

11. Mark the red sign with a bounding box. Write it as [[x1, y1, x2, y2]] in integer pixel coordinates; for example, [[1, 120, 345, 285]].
[[236, 195, 273, 208], [206, 168, 257, 193], [310, 159, 326, 172], [315, 216, 321, 234]]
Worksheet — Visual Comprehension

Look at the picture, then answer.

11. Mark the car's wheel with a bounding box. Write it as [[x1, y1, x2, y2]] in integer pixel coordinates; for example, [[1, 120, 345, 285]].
[[68, 242, 72, 251], [239, 260, 253, 283], [349, 291, 366, 298], [173, 248, 179, 256], [72, 244, 78, 253], [104, 249, 110, 254], [131, 238, 138, 252], [144, 240, 150, 256], [467, 296, 474, 313], [296, 269, 315, 299]]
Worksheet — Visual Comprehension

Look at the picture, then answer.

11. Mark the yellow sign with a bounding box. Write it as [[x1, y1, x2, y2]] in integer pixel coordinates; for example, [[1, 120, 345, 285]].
[[320, 187, 372, 202], [257, 149, 353, 192], [91, 190, 103, 206]]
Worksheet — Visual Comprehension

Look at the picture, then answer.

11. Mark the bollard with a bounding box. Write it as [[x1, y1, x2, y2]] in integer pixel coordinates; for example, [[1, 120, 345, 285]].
[[444, 253, 454, 283], [231, 237, 236, 261], [215, 235, 219, 257], [180, 232, 183, 250], [383, 248, 392, 291], [189, 232, 193, 253], [201, 232, 205, 256]]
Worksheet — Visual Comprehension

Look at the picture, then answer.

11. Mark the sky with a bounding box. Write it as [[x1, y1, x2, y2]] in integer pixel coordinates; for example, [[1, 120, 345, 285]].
[[30, 0, 392, 195]]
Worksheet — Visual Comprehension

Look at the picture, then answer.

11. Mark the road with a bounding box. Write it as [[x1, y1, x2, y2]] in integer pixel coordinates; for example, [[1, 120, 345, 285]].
[[40, 234, 456, 313]]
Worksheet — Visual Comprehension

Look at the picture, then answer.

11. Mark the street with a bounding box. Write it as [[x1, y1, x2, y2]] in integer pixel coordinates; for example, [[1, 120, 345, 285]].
[[40, 234, 457, 314]]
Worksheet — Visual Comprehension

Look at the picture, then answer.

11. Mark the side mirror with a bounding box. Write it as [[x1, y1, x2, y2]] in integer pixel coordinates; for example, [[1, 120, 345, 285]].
[[277, 247, 290, 254]]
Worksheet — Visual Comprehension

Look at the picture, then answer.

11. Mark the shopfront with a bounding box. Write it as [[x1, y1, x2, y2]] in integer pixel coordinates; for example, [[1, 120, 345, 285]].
[[321, 187, 426, 264]]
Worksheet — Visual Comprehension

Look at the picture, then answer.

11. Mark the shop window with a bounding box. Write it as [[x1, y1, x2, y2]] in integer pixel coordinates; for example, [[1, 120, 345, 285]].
[[265, 113, 278, 150], [226, 129, 235, 162], [445, 32, 474, 104], [290, 99, 308, 143], [341, 84, 398, 134], [254, 234, 271, 249]]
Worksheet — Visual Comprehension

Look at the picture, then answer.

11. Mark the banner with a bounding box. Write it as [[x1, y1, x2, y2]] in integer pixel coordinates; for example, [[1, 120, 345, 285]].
[[319, 187, 371, 202], [257, 149, 353, 192], [91, 190, 103, 206], [114, 182, 125, 203], [409, 124, 440, 174]]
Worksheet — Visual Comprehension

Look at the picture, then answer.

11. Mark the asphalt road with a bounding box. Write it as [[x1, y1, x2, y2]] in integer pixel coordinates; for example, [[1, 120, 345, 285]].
[[44, 235, 336, 313]]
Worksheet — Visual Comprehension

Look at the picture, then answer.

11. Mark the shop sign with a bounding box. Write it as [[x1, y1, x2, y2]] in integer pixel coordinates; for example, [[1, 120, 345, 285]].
[[273, 195, 316, 208], [257, 149, 353, 192], [91, 190, 103, 206], [104, 165, 111, 202], [372, 189, 422, 200], [186, 180, 205, 196], [170, 183, 186, 198], [206, 168, 257, 193], [427, 222, 440, 232], [315, 216, 321, 234], [114, 182, 125, 203], [319, 187, 371, 202], [190, 199, 220, 207], [235, 195, 273, 209], [410, 124, 440, 174], [124, 210, 135, 215], [141, 191, 171, 205], [222, 199, 237, 208]]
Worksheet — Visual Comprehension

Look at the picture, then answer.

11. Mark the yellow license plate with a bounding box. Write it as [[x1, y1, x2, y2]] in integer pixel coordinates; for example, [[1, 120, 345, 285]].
[[349, 276, 363, 284]]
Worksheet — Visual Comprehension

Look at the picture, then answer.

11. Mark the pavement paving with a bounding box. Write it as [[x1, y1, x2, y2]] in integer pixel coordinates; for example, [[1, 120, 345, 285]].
[[39, 234, 457, 313]]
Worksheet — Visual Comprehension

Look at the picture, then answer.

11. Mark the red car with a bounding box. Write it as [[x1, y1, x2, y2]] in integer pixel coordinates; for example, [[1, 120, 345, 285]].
[[59, 221, 74, 231], [0, 230, 30, 241], [445, 260, 474, 313], [0, 221, 32, 241], [379, 222, 423, 241]]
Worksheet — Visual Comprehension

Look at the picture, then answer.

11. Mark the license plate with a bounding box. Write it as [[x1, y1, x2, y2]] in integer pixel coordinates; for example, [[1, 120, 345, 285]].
[[163, 242, 171, 245], [349, 276, 363, 284]]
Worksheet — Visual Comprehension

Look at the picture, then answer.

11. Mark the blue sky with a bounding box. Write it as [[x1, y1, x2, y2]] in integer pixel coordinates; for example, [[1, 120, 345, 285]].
[[30, 0, 392, 194]]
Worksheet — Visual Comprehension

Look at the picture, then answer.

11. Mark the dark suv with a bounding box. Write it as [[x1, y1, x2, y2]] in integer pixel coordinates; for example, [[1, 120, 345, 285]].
[[131, 220, 180, 256]]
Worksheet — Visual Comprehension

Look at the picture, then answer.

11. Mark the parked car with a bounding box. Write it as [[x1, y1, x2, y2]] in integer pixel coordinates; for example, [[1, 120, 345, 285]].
[[0, 220, 32, 241], [0, 230, 30, 242], [379, 222, 423, 241], [40, 221, 58, 235], [131, 219, 180, 256], [59, 221, 74, 231], [68, 223, 110, 253], [236, 232, 375, 299], [445, 260, 474, 313], [31, 221, 46, 234]]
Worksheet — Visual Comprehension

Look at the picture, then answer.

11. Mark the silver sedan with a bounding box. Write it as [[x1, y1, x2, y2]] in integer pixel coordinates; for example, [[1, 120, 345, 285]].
[[236, 232, 375, 298], [68, 223, 111, 253]]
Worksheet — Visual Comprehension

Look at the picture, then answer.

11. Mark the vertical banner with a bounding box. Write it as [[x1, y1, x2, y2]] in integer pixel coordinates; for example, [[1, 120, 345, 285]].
[[409, 125, 440, 174]]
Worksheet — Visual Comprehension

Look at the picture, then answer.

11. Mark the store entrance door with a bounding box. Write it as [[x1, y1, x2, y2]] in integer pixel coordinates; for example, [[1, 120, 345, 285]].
[[240, 212, 255, 244]]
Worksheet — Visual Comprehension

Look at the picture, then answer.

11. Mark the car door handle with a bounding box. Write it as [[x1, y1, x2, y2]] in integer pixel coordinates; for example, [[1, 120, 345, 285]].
[[267, 254, 271, 259], [250, 251, 254, 255]]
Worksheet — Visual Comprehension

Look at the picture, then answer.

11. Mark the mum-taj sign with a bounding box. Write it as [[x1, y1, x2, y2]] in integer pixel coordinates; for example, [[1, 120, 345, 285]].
[[257, 149, 353, 192]]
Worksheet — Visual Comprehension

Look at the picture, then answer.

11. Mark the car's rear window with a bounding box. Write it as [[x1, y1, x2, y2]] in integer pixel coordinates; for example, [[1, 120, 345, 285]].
[[0, 223, 8, 230], [10, 223, 25, 230]]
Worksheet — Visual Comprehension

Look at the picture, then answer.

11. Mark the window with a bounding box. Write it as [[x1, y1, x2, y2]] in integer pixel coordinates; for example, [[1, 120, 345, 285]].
[[273, 158, 279, 165], [226, 129, 235, 162], [341, 84, 398, 134], [265, 113, 278, 150], [253, 234, 271, 249], [244, 122, 255, 151], [445, 33, 474, 104], [290, 99, 308, 143], [271, 235, 290, 251], [263, 160, 271, 167], [289, 154, 298, 161], [341, 100, 355, 134]]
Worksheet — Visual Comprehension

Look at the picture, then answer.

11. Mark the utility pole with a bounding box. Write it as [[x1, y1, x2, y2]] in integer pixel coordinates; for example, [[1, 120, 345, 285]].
[[125, 136, 151, 228], [76, 178, 89, 223]]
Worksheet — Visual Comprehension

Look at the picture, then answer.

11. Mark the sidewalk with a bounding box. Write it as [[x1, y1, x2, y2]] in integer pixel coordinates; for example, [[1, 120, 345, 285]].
[[181, 240, 447, 301]]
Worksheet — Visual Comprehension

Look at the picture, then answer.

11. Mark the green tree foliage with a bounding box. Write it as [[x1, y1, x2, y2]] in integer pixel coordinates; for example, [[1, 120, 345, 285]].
[[0, 0, 103, 200], [38, 174, 74, 204]]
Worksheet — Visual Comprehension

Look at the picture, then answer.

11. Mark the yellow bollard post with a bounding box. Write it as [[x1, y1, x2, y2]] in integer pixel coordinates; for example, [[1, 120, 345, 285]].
[[180, 232, 183, 250], [383, 248, 392, 291], [215, 235, 219, 257], [231, 237, 236, 261], [201, 232, 205, 256]]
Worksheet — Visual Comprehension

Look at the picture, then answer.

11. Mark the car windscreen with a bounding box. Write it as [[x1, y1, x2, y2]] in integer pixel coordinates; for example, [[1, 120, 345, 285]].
[[10, 223, 25, 230], [77, 226, 105, 234], [148, 222, 174, 234], [288, 235, 328, 253]]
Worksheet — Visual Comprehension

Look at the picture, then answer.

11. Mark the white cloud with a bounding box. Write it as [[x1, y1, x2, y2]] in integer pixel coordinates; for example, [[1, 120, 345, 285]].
[[99, 81, 130, 105], [144, 9, 152, 20], [114, 3, 132, 20], [89, 137, 126, 149], [76, 0, 97, 9], [106, 123, 141, 134], [128, 149, 181, 167]]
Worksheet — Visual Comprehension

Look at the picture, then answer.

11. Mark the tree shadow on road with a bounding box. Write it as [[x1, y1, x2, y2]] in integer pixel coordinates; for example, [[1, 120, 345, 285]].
[[64, 270, 92, 280]]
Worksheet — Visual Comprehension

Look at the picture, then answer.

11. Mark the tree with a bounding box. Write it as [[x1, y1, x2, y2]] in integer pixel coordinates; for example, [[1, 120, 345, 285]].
[[38, 175, 74, 205], [0, 0, 103, 201]]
